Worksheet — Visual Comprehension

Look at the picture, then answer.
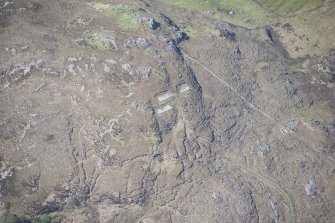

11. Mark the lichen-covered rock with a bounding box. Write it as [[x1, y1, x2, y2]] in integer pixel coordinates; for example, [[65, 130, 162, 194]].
[[83, 29, 117, 50]]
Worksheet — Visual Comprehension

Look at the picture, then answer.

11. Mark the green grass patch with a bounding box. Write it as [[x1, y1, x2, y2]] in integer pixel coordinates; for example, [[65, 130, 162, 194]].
[[87, 2, 152, 30], [256, 0, 323, 14], [2, 203, 17, 223], [145, 47, 160, 57], [181, 23, 220, 38], [32, 214, 51, 223], [3, 212, 17, 223], [160, 0, 277, 28]]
